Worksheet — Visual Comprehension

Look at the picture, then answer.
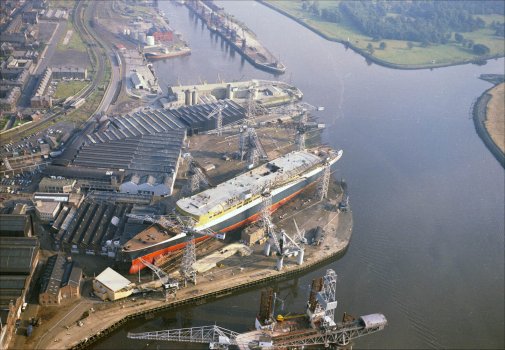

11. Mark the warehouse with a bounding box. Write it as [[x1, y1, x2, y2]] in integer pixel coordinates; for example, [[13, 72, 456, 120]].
[[39, 254, 82, 306], [93, 267, 134, 301]]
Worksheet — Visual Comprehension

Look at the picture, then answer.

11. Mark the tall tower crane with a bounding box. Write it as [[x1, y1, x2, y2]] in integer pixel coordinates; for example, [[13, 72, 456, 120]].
[[239, 127, 268, 167], [125, 213, 224, 287], [207, 103, 228, 136], [183, 153, 212, 195], [127, 269, 388, 349]]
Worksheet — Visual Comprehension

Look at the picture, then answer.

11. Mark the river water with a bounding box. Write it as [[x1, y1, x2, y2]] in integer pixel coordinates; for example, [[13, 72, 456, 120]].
[[91, 1, 504, 349]]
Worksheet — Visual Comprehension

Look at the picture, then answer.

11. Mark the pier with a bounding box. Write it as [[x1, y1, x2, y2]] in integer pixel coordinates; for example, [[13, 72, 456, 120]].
[[185, 0, 286, 74]]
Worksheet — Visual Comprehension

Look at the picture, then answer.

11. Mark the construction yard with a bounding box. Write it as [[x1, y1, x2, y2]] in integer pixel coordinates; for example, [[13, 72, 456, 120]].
[[29, 176, 352, 350]]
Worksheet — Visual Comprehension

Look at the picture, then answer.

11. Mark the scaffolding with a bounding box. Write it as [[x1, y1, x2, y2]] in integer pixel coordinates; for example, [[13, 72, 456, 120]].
[[317, 162, 331, 201]]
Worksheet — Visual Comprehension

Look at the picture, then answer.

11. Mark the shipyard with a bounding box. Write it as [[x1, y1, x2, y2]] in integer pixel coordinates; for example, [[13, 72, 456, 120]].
[[0, 0, 391, 349]]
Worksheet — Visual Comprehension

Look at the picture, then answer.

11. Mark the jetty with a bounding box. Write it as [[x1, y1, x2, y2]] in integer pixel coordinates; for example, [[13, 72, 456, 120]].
[[185, 0, 286, 74]]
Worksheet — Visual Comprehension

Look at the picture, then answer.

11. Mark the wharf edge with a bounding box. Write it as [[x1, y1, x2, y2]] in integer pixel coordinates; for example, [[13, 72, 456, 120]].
[[70, 210, 353, 350]]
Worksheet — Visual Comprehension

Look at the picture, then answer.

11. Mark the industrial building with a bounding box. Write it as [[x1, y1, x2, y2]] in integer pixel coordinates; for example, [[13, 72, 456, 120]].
[[38, 177, 76, 193], [166, 100, 245, 134], [54, 192, 152, 256], [0, 235, 39, 349], [39, 254, 82, 306], [0, 214, 34, 237], [35, 200, 61, 223], [93, 267, 134, 301], [51, 66, 87, 80]]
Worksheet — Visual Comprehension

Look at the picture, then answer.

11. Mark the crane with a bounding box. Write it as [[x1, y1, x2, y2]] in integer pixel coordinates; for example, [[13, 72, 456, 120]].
[[206, 103, 228, 136], [239, 127, 268, 167], [183, 153, 212, 195], [127, 269, 387, 349], [125, 213, 225, 287]]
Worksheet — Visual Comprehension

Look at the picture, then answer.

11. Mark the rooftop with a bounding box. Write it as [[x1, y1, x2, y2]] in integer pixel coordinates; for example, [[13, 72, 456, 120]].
[[0, 236, 39, 275], [0, 214, 32, 237], [95, 267, 132, 292]]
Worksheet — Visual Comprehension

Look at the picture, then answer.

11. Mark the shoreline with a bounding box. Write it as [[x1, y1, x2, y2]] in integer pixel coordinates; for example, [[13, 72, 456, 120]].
[[472, 83, 505, 168], [68, 209, 352, 350], [257, 0, 503, 71]]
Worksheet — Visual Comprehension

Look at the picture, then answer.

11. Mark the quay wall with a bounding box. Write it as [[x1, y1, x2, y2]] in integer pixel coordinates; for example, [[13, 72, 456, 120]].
[[70, 211, 353, 349]]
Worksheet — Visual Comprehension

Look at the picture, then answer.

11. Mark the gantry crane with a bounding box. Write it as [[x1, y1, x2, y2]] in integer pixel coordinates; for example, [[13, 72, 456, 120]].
[[182, 153, 213, 195], [127, 269, 387, 349], [125, 213, 224, 287]]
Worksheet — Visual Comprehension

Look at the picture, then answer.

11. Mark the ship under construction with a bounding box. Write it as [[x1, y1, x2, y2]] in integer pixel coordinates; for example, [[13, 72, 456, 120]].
[[122, 147, 342, 274]]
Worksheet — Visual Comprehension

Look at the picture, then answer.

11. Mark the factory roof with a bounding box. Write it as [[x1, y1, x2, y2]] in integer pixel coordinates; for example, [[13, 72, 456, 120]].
[[95, 267, 132, 292], [88, 109, 185, 143], [40, 254, 82, 295], [177, 151, 322, 216], [167, 100, 245, 131], [0, 214, 32, 237], [74, 130, 185, 175], [0, 236, 39, 275]]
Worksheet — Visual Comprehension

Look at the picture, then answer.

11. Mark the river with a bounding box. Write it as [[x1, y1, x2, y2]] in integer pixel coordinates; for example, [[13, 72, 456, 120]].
[[91, 1, 504, 349]]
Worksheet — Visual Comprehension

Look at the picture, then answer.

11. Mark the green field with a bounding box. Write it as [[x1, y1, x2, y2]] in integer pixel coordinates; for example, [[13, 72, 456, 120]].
[[265, 1, 505, 68], [53, 80, 88, 100]]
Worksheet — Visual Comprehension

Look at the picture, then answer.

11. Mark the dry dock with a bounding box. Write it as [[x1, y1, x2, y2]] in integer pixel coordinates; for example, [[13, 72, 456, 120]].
[[30, 181, 352, 350]]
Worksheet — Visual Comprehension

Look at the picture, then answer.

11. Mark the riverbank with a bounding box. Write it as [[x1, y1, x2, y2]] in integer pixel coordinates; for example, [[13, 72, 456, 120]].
[[472, 81, 505, 168], [257, 0, 504, 70], [30, 181, 352, 350]]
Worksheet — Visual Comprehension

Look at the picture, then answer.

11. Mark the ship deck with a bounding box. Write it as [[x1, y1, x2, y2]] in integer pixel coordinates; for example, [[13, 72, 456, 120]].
[[122, 225, 181, 252], [176, 150, 323, 217]]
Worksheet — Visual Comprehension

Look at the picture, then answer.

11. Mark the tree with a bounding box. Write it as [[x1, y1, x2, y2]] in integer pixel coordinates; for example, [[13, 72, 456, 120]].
[[379, 42, 387, 50], [472, 43, 490, 55], [407, 41, 414, 49], [455, 32, 464, 42]]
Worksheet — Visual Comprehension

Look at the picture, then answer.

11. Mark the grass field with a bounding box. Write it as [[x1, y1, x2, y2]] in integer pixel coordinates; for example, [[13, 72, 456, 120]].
[[57, 19, 87, 53], [53, 80, 88, 100], [266, 0, 504, 68]]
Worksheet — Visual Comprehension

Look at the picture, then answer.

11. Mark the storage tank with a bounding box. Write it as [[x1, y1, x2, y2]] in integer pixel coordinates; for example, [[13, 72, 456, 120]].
[[123, 28, 127, 35], [191, 88, 198, 105], [126, 29, 131, 36], [184, 89, 191, 106], [146, 35, 155, 46], [226, 83, 232, 99], [138, 32, 147, 44], [111, 216, 119, 226]]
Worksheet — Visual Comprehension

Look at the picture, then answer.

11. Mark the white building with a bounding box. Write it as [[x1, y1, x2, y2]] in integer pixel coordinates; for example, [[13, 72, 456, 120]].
[[93, 267, 134, 301]]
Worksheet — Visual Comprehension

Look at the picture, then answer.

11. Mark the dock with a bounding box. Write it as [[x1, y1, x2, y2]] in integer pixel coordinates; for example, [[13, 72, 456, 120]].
[[185, 0, 286, 74], [31, 179, 352, 349]]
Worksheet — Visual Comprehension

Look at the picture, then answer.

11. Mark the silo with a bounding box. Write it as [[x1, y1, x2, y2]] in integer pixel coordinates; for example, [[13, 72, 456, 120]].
[[126, 29, 131, 36], [146, 35, 155, 46], [226, 83, 232, 99], [185, 89, 191, 106], [138, 32, 147, 44], [191, 88, 198, 105]]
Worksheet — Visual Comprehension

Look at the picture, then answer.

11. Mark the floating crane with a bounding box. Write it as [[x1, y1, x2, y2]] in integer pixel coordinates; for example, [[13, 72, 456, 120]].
[[127, 269, 387, 349]]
